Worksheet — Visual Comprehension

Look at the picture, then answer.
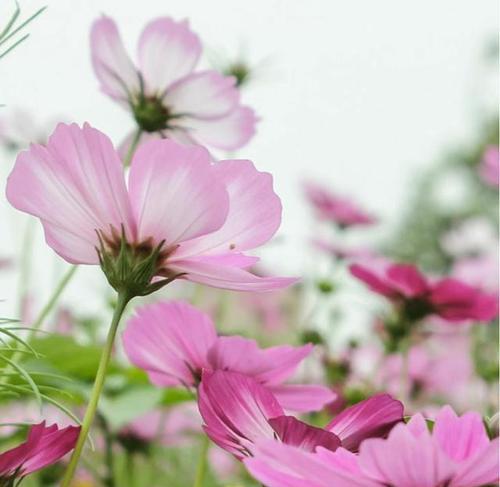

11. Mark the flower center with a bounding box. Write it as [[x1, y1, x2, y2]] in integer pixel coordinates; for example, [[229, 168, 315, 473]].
[[132, 96, 172, 133]]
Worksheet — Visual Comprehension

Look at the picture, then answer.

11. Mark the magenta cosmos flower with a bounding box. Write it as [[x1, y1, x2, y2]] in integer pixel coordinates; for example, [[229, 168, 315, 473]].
[[0, 422, 80, 484], [198, 370, 403, 459], [123, 300, 332, 412], [6, 123, 295, 294], [350, 260, 498, 323], [90, 16, 256, 153], [304, 181, 375, 228], [479, 146, 499, 188], [245, 406, 499, 487]]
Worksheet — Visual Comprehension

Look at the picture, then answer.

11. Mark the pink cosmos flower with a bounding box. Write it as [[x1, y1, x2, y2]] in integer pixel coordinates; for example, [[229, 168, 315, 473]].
[[198, 370, 403, 459], [0, 422, 80, 483], [6, 123, 295, 293], [350, 260, 498, 322], [303, 181, 376, 228], [245, 406, 499, 487], [479, 146, 499, 187], [90, 16, 256, 153], [123, 300, 332, 412]]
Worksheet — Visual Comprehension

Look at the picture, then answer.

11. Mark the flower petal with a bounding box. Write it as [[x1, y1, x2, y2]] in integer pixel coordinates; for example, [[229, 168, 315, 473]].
[[6, 123, 134, 264], [207, 336, 312, 385], [170, 256, 298, 292], [326, 394, 404, 452], [128, 139, 229, 246], [433, 405, 489, 462], [175, 159, 282, 259], [90, 16, 139, 103], [270, 384, 336, 413], [137, 17, 201, 95], [182, 105, 257, 151], [164, 71, 239, 119], [269, 416, 340, 452], [198, 370, 284, 458], [122, 301, 216, 387]]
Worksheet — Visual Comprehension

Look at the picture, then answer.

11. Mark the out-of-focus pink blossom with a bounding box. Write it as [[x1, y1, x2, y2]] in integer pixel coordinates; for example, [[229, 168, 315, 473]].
[[123, 300, 333, 412], [6, 123, 295, 292], [453, 252, 499, 294], [350, 260, 498, 323], [245, 406, 499, 487], [304, 182, 376, 228], [0, 422, 80, 483], [479, 145, 499, 187], [313, 239, 374, 261], [198, 370, 403, 459], [90, 16, 256, 153]]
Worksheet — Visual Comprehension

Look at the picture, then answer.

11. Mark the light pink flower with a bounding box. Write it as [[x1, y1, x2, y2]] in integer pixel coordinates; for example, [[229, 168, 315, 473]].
[[350, 260, 498, 323], [304, 181, 376, 228], [6, 123, 295, 292], [0, 422, 80, 483], [245, 406, 499, 487], [479, 146, 499, 187], [90, 16, 256, 152], [123, 300, 332, 412], [198, 370, 403, 459], [453, 253, 499, 294]]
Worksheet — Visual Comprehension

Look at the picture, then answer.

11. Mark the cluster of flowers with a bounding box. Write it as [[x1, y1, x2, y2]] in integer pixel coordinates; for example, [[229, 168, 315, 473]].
[[0, 10, 498, 487]]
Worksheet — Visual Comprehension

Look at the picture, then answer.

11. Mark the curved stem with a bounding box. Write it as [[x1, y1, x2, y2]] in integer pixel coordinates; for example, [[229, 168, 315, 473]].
[[123, 129, 142, 167], [193, 435, 210, 487], [60, 291, 131, 487]]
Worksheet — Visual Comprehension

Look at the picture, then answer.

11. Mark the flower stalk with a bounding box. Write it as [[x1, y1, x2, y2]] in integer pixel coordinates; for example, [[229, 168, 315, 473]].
[[60, 290, 131, 487]]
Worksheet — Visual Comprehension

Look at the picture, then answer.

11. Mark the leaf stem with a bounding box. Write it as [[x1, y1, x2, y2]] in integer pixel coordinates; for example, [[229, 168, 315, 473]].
[[60, 291, 131, 487], [123, 129, 142, 167]]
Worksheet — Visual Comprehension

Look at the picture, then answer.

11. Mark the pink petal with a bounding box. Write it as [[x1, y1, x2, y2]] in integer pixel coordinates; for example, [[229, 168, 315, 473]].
[[359, 421, 455, 487], [122, 301, 216, 387], [207, 337, 311, 383], [245, 440, 377, 487], [22, 424, 80, 475], [137, 17, 201, 95], [269, 416, 341, 452], [6, 123, 134, 264], [169, 256, 298, 291], [326, 394, 404, 452], [270, 384, 336, 413], [198, 370, 284, 458], [430, 278, 498, 322], [128, 139, 229, 246], [175, 159, 282, 259], [349, 262, 397, 298], [183, 105, 257, 151], [386, 264, 429, 297], [90, 16, 139, 103], [164, 71, 239, 119], [433, 405, 489, 461], [450, 438, 499, 487]]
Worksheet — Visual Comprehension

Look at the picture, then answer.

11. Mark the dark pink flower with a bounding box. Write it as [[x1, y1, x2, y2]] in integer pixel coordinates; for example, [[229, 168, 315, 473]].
[[0, 422, 80, 483], [479, 146, 499, 187], [198, 370, 402, 459], [245, 406, 499, 487], [123, 300, 333, 412], [350, 260, 498, 323], [6, 123, 296, 293], [90, 16, 256, 152], [304, 182, 375, 228]]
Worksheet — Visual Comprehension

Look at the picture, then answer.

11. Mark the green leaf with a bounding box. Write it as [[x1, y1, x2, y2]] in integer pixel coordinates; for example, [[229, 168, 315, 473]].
[[28, 335, 118, 381]]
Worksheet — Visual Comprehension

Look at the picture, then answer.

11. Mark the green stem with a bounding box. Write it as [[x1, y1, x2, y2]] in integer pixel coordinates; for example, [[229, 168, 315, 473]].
[[193, 435, 210, 487], [60, 291, 131, 487], [0, 265, 77, 387], [123, 129, 142, 167]]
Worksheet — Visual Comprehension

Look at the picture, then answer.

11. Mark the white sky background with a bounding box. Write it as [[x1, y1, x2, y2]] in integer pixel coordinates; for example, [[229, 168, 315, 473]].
[[0, 0, 497, 326]]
